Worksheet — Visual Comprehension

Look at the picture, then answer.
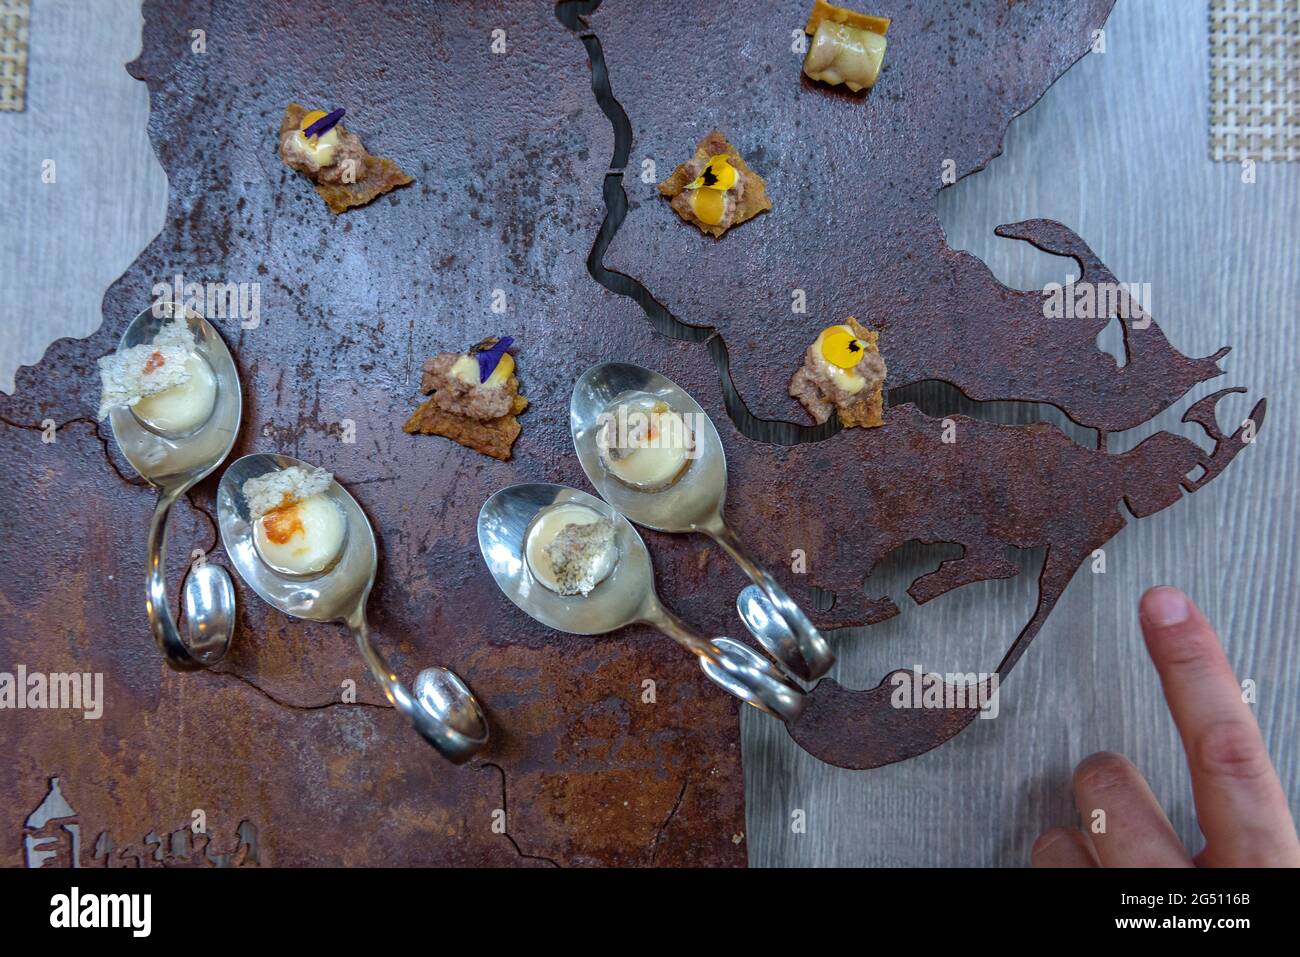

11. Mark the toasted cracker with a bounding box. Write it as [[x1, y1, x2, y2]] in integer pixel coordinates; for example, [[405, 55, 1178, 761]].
[[279, 103, 413, 214], [804, 0, 890, 36], [658, 130, 772, 239], [836, 317, 884, 428], [403, 390, 529, 462]]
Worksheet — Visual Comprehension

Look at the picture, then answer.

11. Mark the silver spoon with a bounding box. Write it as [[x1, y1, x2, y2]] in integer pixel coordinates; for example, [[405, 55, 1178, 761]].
[[570, 363, 833, 682], [477, 482, 805, 721], [108, 302, 240, 671], [217, 453, 489, 763], [736, 584, 812, 679]]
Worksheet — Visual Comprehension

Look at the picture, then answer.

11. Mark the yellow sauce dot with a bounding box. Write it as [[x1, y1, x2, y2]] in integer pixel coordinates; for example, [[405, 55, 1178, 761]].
[[820, 326, 867, 369], [689, 187, 727, 226], [486, 351, 514, 387]]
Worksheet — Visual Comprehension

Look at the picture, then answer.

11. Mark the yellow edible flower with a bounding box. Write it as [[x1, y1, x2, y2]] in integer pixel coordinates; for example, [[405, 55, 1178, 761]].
[[819, 326, 868, 369], [685, 155, 739, 191]]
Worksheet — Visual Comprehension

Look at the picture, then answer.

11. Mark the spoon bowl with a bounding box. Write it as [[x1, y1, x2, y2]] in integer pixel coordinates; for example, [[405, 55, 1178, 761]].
[[110, 302, 241, 489], [570, 362, 834, 682], [478, 482, 806, 721], [478, 483, 653, 635], [218, 453, 373, 624], [570, 362, 725, 531], [109, 302, 241, 670], [218, 453, 489, 763]]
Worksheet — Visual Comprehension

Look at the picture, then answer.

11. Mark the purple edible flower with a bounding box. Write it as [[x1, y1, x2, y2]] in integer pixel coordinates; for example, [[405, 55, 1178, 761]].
[[476, 336, 514, 383], [303, 108, 345, 139]]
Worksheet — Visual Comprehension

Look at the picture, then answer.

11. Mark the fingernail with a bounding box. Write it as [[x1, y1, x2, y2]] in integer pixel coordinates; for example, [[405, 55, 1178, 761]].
[[1143, 587, 1190, 628]]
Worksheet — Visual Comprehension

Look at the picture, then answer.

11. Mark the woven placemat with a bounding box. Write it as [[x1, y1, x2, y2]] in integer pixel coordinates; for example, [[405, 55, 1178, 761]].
[[1210, 0, 1300, 162], [0, 0, 29, 113]]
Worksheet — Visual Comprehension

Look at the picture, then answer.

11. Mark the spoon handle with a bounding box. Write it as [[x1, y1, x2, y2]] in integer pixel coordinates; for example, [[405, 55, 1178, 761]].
[[648, 605, 806, 722], [145, 487, 236, 670], [346, 610, 490, 764], [703, 518, 834, 682]]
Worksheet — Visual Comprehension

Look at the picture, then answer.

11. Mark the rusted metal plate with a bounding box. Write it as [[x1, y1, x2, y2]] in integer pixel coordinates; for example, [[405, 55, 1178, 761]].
[[0, 0, 1265, 868], [566, 0, 1264, 768]]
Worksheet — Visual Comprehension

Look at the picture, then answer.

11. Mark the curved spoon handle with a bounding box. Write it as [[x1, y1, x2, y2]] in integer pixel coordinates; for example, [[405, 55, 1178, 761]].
[[651, 606, 806, 722], [703, 518, 834, 681], [347, 611, 490, 764], [145, 488, 236, 671]]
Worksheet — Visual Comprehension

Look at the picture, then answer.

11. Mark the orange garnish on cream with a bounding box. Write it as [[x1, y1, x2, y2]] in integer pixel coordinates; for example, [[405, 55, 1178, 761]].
[[262, 504, 306, 546]]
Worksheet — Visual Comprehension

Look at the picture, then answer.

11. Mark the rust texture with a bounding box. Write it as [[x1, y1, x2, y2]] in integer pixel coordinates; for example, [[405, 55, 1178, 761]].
[[0, 0, 1264, 867]]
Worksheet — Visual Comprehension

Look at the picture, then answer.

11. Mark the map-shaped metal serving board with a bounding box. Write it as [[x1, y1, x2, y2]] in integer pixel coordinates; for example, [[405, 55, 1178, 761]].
[[0, 0, 1262, 865]]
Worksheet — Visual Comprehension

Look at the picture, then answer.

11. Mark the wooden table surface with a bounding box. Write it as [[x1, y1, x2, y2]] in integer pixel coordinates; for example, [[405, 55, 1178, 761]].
[[2, 0, 1295, 866]]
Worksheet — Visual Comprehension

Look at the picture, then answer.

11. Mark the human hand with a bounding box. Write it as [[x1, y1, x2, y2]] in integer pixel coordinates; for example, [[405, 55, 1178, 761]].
[[1032, 586, 1300, 867]]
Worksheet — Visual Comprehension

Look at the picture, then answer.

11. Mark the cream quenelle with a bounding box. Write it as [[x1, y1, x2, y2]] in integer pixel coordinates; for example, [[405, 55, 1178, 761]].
[[597, 396, 694, 490], [801, 1, 890, 93], [96, 316, 217, 433], [288, 113, 343, 168], [242, 466, 346, 576], [524, 504, 618, 597]]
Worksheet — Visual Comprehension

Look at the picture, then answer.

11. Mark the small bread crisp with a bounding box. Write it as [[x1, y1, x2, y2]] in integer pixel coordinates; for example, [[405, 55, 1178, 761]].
[[278, 103, 413, 214], [403, 393, 529, 462], [789, 316, 885, 428], [658, 130, 771, 239], [403, 338, 528, 461], [836, 319, 884, 428]]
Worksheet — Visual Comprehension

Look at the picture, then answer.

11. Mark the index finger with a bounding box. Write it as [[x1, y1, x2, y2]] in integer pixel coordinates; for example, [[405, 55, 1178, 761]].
[[1139, 586, 1300, 866]]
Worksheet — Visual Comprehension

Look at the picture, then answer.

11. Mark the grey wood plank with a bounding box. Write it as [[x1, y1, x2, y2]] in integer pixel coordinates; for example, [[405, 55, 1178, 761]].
[[0, 0, 167, 394]]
